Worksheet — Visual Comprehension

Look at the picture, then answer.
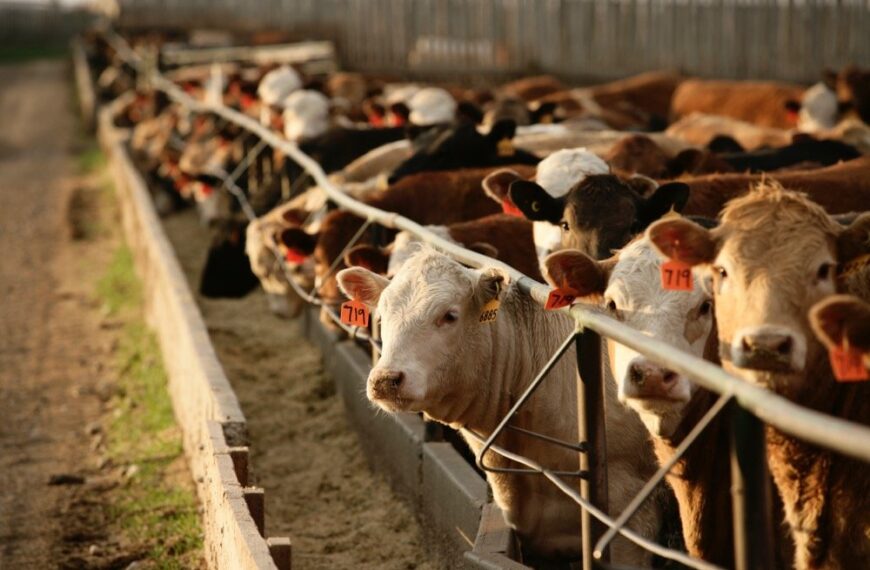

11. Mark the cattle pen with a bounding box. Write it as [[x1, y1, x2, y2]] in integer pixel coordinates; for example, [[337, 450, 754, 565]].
[[67, 20, 870, 570]]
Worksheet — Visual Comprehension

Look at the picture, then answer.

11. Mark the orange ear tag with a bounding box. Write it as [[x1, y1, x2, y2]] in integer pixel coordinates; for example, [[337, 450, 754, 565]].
[[502, 199, 523, 218], [545, 288, 578, 310], [340, 300, 370, 328], [661, 260, 693, 291], [829, 344, 869, 382], [479, 299, 500, 324], [284, 248, 307, 265]]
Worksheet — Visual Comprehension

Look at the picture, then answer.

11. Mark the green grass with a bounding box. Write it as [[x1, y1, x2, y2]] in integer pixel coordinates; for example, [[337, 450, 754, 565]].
[[97, 245, 203, 568], [0, 44, 69, 64], [77, 144, 106, 174]]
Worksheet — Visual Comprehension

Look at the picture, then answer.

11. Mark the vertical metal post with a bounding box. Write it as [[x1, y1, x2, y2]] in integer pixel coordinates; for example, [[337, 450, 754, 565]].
[[576, 330, 609, 569], [729, 402, 775, 570]]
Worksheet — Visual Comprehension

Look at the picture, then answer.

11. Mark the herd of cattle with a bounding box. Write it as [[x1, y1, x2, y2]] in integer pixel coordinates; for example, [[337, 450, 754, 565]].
[[84, 31, 870, 569]]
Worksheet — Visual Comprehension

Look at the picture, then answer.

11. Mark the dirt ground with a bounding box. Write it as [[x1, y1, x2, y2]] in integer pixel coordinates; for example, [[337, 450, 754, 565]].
[[162, 209, 433, 569], [0, 61, 200, 569]]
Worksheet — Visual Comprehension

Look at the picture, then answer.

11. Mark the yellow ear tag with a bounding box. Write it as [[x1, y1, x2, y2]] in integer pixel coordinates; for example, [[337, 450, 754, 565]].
[[497, 138, 515, 157], [479, 299, 501, 324]]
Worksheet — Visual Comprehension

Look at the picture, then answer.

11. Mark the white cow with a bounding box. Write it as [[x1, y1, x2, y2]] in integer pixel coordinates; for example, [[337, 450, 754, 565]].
[[543, 237, 717, 438], [337, 249, 662, 563]]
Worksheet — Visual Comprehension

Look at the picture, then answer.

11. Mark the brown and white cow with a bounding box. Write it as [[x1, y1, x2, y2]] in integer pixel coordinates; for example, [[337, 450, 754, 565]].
[[336, 249, 662, 564], [542, 238, 737, 566], [647, 183, 870, 570]]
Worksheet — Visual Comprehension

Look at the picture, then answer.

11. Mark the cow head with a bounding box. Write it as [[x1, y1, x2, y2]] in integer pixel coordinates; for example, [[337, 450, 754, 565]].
[[337, 250, 510, 424], [387, 119, 539, 185], [510, 173, 690, 260], [199, 219, 261, 298], [543, 237, 716, 438], [648, 182, 870, 398]]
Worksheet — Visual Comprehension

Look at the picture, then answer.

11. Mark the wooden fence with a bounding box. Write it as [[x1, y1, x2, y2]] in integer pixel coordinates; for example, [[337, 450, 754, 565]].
[[107, 0, 870, 82]]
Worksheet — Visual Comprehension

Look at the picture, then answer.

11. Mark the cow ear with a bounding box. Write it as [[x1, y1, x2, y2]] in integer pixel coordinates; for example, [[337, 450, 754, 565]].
[[784, 100, 802, 114], [482, 168, 523, 203], [508, 180, 563, 223], [638, 182, 691, 228], [475, 267, 511, 304], [667, 148, 706, 176], [647, 217, 717, 266], [531, 101, 558, 124], [344, 245, 390, 275], [543, 249, 610, 298], [278, 227, 319, 257], [809, 295, 870, 353], [456, 100, 484, 125], [336, 267, 389, 307], [390, 102, 411, 124], [486, 118, 518, 143], [280, 207, 308, 226], [624, 174, 659, 198], [837, 212, 870, 265], [467, 242, 499, 259]]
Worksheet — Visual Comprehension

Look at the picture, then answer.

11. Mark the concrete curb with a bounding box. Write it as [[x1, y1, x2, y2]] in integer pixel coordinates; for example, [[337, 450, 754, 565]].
[[71, 37, 96, 132], [96, 105, 288, 570]]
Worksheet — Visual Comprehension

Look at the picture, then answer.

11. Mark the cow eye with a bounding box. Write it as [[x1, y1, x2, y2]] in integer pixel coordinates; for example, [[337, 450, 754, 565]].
[[437, 310, 459, 327], [698, 300, 712, 316], [714, 266, 728, 280], [816, 263, 833, 281], [605, 299, 617, 312], [560, 220, 570, 231]]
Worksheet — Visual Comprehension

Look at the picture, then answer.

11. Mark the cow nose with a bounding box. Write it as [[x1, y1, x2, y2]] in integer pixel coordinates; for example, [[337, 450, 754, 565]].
[[369, 369, 404, 398], [741, 332, 793, 357], [628, 360, 677, 389]]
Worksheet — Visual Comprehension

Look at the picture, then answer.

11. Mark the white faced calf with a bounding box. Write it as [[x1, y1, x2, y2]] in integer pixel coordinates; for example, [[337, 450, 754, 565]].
[[337, 249, 660, 563], [543, 237, 716, 439]]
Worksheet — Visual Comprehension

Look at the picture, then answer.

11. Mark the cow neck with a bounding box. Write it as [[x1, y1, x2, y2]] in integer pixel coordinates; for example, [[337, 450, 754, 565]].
[[458, 284, 577, 440], [651, 387, 734, 567], [763, 354, 870, 569]]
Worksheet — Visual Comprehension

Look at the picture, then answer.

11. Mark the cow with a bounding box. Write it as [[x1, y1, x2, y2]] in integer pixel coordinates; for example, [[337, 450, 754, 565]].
[[387, 119, 539, 184], [810, 295, 870, 373], [670, 79, 805, 129], [276, 166, 528, 309], [485, 149, 691, 260], [646, 183, 870, 570], [542, 240, 737, 566], [344, 214, 542, 281], [336, 249, 663, 564], [666, 113, 792, 151]]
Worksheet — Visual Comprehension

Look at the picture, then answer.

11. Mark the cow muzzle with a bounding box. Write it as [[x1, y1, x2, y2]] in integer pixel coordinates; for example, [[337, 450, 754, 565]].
[[623, 358, 690, 402], [728, 325, 806, 373], [367, 369, 406, 406]]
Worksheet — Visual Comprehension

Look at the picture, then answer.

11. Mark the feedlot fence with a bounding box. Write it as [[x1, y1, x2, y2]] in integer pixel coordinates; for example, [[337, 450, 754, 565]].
[[104, 31, 870, 570], [105, 0, 870, 83]]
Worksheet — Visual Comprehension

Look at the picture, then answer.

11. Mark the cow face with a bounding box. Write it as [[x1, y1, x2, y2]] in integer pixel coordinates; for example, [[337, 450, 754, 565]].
[[648, 183, 870, 398], [387, 119, 539, 185], [338, 251, 509, 421], [510, 174, 690, 260], [544, 238, 715, 438]]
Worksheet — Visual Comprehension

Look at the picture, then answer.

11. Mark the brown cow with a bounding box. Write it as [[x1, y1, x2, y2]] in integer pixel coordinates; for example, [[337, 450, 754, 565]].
[[671, 79, 805, 129], [279, 166, 533, 306], [678, 155, 870, 218], [345, 214, 542, 281], [647, 183, 870, 570]]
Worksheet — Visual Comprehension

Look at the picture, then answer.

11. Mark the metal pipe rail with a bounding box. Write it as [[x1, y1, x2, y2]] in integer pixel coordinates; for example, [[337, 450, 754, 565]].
[[101, 30, 870, 570]]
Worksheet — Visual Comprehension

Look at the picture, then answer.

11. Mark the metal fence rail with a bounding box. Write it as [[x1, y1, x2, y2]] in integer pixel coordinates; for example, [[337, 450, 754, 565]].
[[103, 31, 870, 570], [105, 0, 870, 82]]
